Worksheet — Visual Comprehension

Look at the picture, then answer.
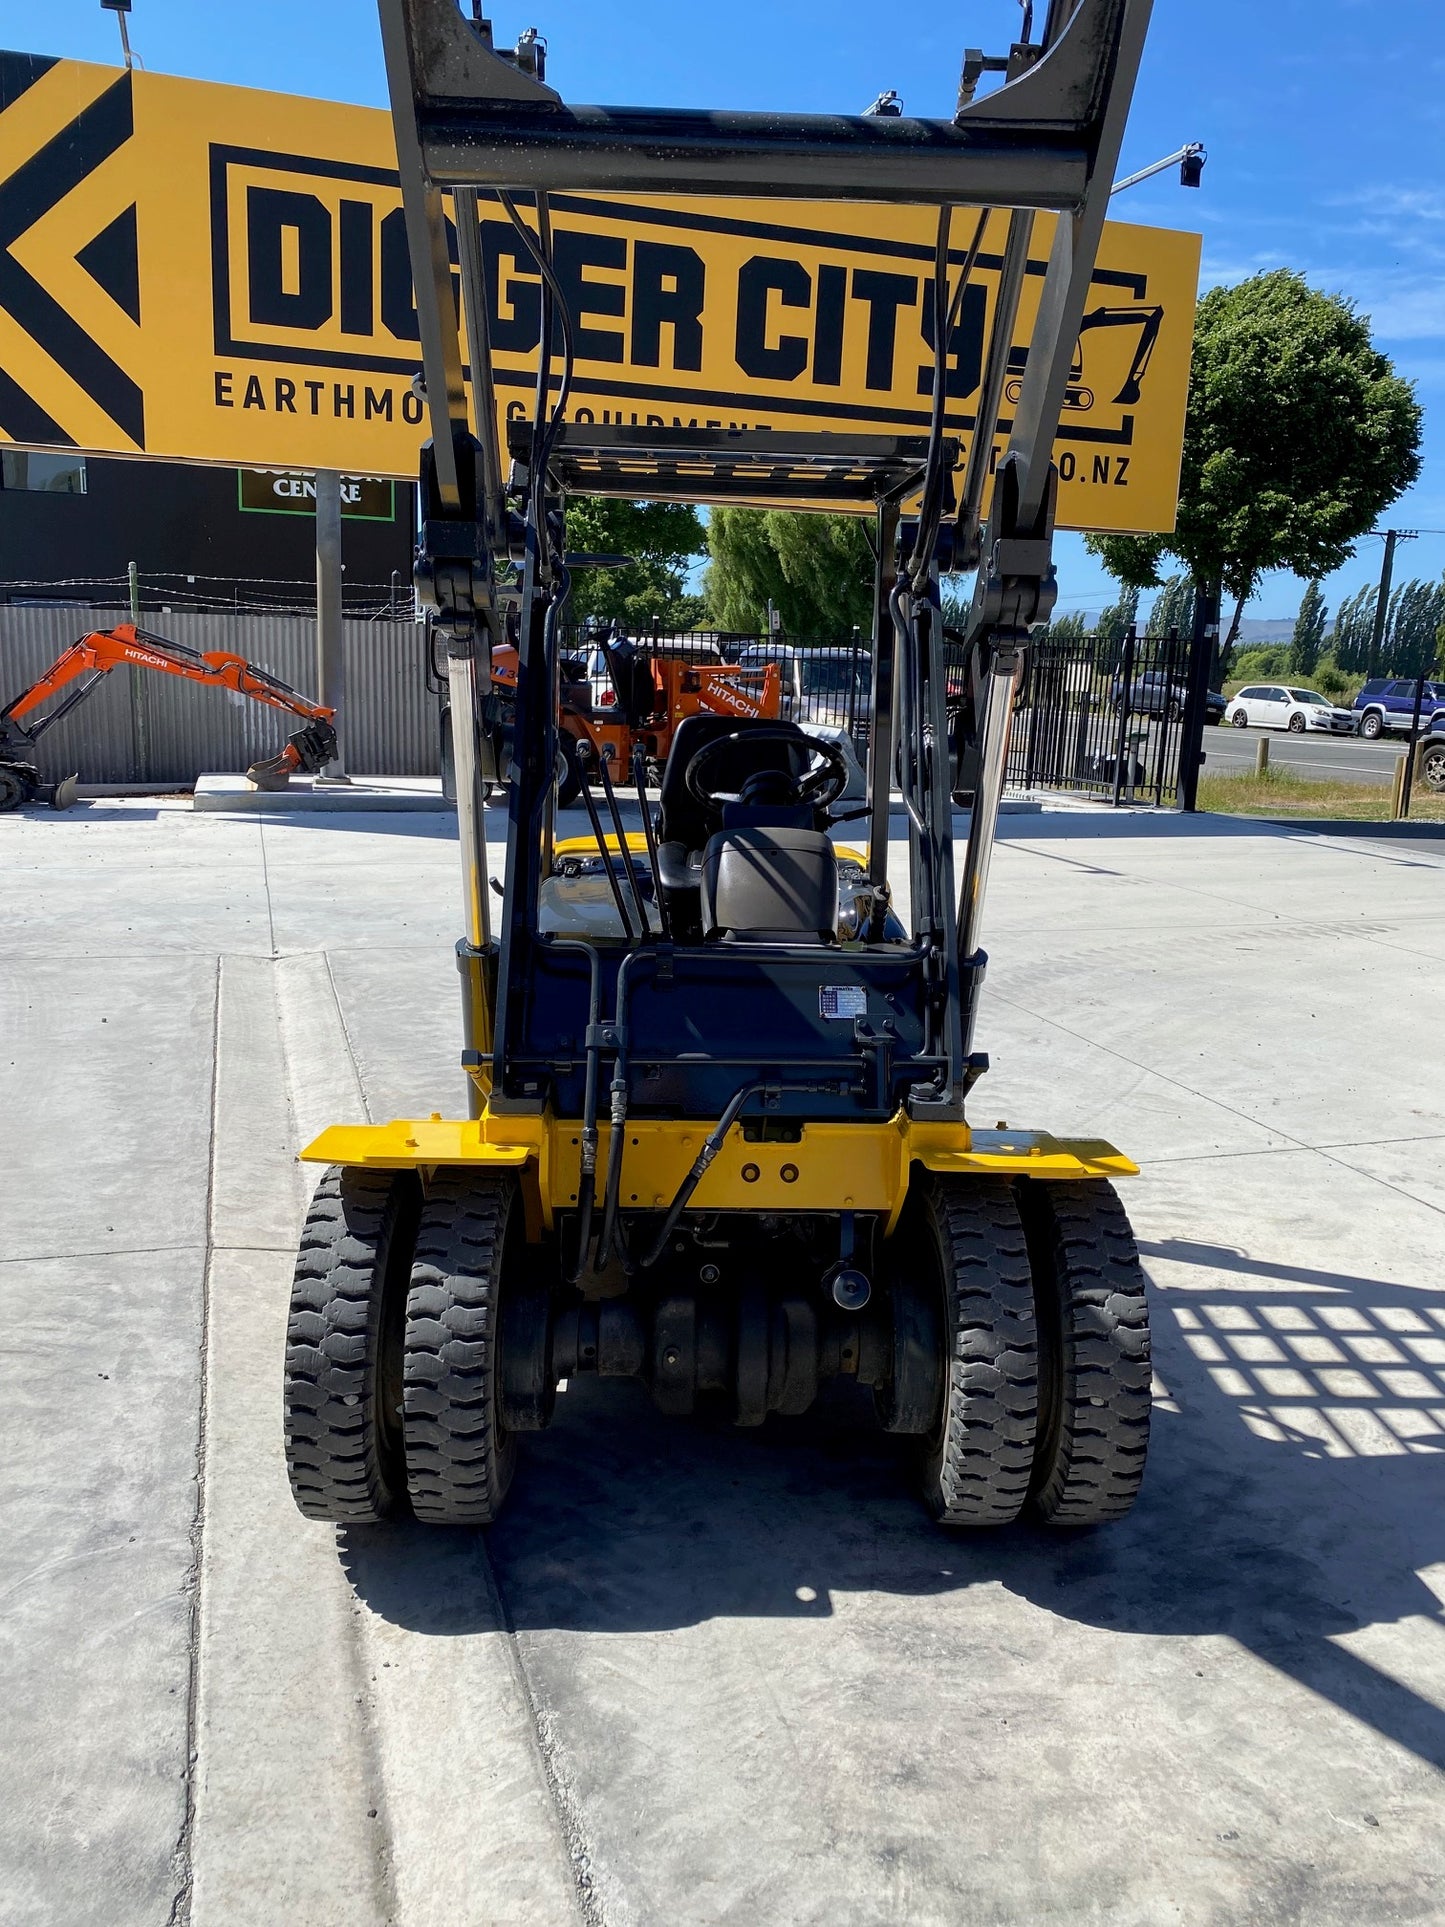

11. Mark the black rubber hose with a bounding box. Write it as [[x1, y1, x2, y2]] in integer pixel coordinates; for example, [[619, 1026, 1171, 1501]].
[[637, 1081, 765, 1269], [547, 939, 603, 1282], [577, 770, 636, 940], [594, 947, 659, 1271], [633, 744, 671, 939], [596, 748, 650, 938]]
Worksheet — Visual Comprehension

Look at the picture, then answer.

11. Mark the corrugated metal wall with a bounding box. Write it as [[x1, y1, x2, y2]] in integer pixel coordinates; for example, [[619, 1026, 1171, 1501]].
[[0, 605, 439, 783]]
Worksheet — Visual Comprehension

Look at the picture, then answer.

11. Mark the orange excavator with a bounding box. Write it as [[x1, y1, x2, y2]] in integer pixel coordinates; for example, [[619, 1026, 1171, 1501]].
[[487, 632, 781, 805], [0, 622, 338, 811]]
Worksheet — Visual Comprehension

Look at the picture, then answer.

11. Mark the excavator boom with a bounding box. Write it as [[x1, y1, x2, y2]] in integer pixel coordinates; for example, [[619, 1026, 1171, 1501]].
[[0, 622, 338, 810]]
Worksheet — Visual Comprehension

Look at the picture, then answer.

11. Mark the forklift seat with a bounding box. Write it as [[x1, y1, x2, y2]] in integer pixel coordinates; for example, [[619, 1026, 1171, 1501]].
[[700, 826, 838, 945], [656, 715, 817, 940]]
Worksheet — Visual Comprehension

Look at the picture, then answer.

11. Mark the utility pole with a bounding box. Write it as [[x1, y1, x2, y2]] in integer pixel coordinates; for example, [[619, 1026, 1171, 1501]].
[[1367, 529, 1417, 679], [314, 470, 346, 778], [126, 557, 148, 781]]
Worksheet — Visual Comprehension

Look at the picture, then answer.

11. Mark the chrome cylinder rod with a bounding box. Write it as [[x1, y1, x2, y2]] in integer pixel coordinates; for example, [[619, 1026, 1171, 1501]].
[[447, 647, 494, 1116], [956, 645, 1023, 962]]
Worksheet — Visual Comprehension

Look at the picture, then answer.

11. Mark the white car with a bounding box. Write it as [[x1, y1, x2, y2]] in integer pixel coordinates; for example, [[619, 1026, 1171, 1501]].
[[1226, 685, 1357, 735]]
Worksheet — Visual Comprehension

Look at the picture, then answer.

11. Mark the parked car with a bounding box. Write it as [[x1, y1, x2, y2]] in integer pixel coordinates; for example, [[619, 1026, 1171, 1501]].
[[1226, 685, 1356, 734], [734, 643, 871, 730], [1108, 672, 1226, 725], [1353, 677, 1445, 740], [1421, 720, 1445, 793], [1110, 669, 1185, 721]]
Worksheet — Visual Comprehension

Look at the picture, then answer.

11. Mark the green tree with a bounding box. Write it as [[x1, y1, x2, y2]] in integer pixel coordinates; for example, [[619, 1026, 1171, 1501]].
[[1034, 609, 1088, 646], [1094, 585, 1139, 650], [1384, 578, 1445, 677], [564, 496, 707, 630], [1331, 582, 1378, 673], [1085, 270, 1422, 674], [706, 507, 874, 636], [1147, 574, 1194, 639], [1287, 579, 1327, 677]]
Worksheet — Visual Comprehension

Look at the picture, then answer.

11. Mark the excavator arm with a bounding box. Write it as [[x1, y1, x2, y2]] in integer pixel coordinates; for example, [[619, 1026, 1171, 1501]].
[[0, 622, 338, 806]]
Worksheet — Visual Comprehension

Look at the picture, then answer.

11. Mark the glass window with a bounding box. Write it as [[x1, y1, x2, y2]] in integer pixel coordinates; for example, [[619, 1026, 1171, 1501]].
[[1238, 687, 1262, 700], [0, 450, 87, 494], [1290, 690, 1329, 705], [800, 656, 868, 696]]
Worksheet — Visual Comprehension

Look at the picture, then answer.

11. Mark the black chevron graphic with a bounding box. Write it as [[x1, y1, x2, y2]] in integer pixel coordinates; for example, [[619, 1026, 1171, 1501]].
[[77, 202, 140, 323], [0, 71, 144, 448], [0, 52, 60, 115]]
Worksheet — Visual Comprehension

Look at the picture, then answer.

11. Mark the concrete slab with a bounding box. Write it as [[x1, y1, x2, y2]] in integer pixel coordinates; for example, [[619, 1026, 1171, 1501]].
[[0, 1248, 203, 1927], [5, 802, 1445, 1926], [193, 775, 452, 814]]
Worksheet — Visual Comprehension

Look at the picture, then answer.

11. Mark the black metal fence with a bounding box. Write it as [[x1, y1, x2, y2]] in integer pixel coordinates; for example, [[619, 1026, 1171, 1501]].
[[1009, 627, 1194, 806], [561, 624, 1199, 805]]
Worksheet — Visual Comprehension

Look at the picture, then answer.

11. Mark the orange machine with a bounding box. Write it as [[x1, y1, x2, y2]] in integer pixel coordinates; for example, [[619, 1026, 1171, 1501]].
[[0, 623, 338, 809], [489, 640, 780, 799]]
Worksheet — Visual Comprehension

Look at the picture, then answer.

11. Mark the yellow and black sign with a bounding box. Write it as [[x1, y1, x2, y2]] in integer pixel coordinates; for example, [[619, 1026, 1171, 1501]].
[[0, 51, 1201, 533]]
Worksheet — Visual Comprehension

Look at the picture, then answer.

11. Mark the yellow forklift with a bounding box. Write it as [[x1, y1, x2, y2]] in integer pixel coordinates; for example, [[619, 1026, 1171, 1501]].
[[284, 0, 1156, 1530]]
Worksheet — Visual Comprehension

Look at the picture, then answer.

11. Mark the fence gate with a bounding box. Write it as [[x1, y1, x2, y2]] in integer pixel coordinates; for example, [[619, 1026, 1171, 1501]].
[[1008, 627, 1198, 806]]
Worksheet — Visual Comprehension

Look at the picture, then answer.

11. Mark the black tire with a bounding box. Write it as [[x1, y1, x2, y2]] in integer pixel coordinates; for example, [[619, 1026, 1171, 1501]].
[[0, 762, 29, 811], [1288, 711, 1306, 733], [557, 732, 584, 808], [910, 1177, 1039, 1526], [1017, 1180, 1151, 1525], [1230, 707, 1248, 729], [404, 1173, 519, 1525], [1422, 743, 1445, 793], [1167, 697, 1182, 723], [284, 1167, 418, 1523], [1360, 710, 1383, 741]]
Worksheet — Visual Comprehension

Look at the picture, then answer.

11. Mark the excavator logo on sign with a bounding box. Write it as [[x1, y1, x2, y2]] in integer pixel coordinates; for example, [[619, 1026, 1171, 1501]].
[[0, 49, 1201, 534]]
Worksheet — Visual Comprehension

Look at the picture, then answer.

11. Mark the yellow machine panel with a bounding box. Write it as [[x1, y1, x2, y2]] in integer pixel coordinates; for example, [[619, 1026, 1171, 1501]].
[[0, 52, 1199, 533]]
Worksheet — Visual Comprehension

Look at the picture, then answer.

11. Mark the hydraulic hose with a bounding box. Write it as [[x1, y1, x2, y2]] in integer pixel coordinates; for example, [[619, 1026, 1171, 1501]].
[[594, 947, 660, 1271], [637, 1080, 767, 1269], [547, 938, 602, 1282]]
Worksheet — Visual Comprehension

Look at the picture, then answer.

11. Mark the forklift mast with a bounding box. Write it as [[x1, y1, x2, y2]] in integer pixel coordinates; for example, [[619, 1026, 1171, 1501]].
[[379, 0, 1152, 1120]]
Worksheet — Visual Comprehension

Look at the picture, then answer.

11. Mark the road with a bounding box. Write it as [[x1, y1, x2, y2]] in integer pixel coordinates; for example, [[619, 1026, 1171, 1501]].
[[1203, 722, 1414, 786], [5, 800, 1445, 1925]]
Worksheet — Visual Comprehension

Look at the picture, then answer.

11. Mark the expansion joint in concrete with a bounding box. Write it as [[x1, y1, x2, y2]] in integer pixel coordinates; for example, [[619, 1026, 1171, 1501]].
[[168, 954, 224, 1927]]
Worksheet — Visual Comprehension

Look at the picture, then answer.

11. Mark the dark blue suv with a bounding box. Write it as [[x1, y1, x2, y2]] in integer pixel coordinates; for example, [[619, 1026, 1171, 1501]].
[[1353, 677, 1445, 740]]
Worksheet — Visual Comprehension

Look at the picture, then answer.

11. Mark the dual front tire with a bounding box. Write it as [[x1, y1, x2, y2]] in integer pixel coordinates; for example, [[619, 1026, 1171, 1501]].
[[901, 1175, 1151, 1528], [284, 1166, 516, 1526], [285, 1166, 1151, 1532]]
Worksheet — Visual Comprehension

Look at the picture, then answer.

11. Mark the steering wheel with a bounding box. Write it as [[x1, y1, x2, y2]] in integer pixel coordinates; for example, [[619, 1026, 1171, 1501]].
[[683, 725, 851, 815]]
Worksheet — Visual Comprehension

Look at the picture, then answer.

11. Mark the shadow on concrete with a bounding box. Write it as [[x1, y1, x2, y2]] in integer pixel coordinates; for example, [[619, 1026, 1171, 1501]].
[[340, 1243, 1445, 1774]]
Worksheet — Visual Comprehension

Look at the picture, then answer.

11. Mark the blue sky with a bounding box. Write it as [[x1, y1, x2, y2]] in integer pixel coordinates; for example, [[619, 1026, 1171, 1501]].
[[9, 0, 1444, 627]]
